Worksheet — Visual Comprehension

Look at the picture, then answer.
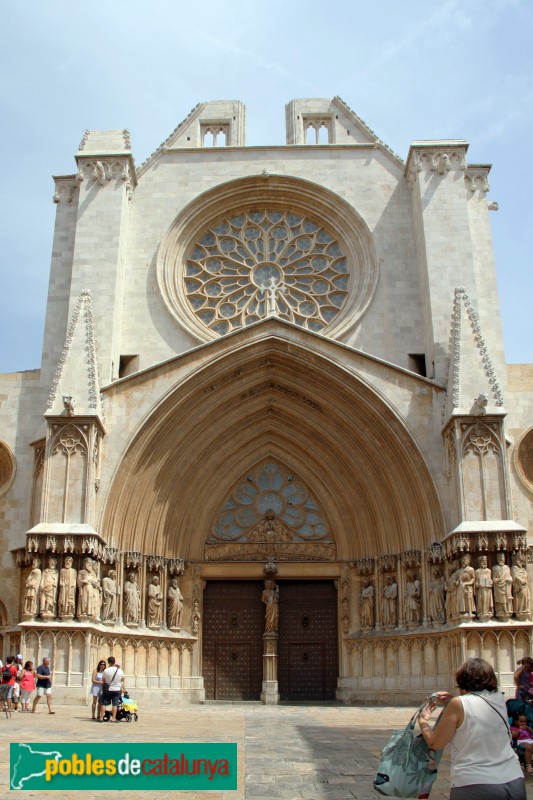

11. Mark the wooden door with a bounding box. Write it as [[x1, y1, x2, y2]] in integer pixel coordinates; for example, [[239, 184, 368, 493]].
[[203, 581, 264, 700], [278, 580, 338, 700]]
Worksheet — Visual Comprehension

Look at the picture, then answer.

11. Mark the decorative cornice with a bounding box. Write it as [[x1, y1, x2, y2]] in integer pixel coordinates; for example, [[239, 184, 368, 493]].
[[146, 554, 167, 572], [102, 547, 120, 565], [75, 158, 136, 198], [426, 543, 444, 563], [124, 551, 143, 569], [442, 530, 528, 558], [352, 557, 375, 576], [24, 529, 107, 558], [168, 558, 186, 575], [53, 177, 79, 204], [464, 167, 490, 194], [406, 143, 468, 189], [378, 554, 398, 572], [401, 549, 421, 568]]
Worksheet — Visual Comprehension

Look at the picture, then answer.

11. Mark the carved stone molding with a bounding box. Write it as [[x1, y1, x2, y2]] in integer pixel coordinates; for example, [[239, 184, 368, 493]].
[[426, 543, 444, 563], [461, 421, 501, 457], [379, 554, 398, 572], [205, 541, 336, 561], [76, 158, 134, 187], [102, 547, 120, 565], [53, 178, 78, 204], [465, 170, 490, 194], [241, 383, 322, 412], [406, 148, 467, 188], [352, 557, 375, 576], [46, 290, 101, 412], [168, 558, 185, 575], [442, 531, 528, 558], [449, 288, 505, 408], [401, 550, 421, 568], [24, 531, 106, 558], [124, 551, 143, 569], [146, 555, 167, 572], [339, 565, 351, 636]]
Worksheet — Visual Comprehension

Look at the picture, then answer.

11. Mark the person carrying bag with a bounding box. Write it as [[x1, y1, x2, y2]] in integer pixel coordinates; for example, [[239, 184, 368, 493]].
[[374, 693, 444, 798]]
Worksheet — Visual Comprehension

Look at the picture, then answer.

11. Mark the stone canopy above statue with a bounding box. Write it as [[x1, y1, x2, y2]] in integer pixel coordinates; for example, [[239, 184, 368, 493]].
[[205, 461, 336, 561]]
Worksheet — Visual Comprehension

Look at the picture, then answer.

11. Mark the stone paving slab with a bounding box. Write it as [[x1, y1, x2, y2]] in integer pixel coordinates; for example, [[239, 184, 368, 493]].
[[0, 703, 533, 799]]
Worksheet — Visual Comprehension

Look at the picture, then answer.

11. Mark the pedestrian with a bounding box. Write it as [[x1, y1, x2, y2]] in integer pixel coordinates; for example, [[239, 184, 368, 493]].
[[514, 657, 533, 700], [12, 675, 21, 711], [32, 656, 55, 714], [2, 656, 19, 712], [418, 657, 525, 799], [19, 661, 36, 712], [90, 660, 106, 720], [98, 656, 124, 722]]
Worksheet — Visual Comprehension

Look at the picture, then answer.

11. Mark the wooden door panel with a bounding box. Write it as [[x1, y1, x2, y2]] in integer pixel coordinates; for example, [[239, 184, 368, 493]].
[[203, 581, 263, 700], [278, 581, 338, 701]]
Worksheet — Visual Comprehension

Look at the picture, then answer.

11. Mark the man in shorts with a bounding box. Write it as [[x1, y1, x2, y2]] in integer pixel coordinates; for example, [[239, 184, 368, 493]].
[[32, 657, 55, 714], [98, 656, 125, 722]]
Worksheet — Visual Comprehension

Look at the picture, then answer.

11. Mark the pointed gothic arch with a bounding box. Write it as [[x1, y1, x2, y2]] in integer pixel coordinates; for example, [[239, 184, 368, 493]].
[[101, 324, 445, 562]]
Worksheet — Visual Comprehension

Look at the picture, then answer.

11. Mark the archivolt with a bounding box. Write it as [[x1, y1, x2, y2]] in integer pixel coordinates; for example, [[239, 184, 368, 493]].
[[102, 334, 444, 561]]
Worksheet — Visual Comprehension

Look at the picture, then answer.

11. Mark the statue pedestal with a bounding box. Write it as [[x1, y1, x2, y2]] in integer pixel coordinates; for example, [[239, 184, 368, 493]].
[[261, 679, 279, 705], [261, 631, 279, 705]]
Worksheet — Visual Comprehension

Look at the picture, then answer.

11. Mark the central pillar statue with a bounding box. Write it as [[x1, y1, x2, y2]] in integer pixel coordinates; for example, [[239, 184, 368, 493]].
[[260, 577, 279, 705]]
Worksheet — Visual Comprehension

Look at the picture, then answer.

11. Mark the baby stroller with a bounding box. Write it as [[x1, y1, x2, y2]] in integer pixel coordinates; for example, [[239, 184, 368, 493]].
[[103, 690, 138, 723]]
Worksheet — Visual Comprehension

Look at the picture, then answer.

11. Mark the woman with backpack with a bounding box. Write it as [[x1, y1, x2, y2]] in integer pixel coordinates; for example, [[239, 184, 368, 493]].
[[19, 661, 36, 712], [1, 656, 19, 712]]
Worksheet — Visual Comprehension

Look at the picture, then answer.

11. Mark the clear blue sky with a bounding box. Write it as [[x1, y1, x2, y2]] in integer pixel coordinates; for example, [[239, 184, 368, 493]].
[[1, 0, 532, 373]]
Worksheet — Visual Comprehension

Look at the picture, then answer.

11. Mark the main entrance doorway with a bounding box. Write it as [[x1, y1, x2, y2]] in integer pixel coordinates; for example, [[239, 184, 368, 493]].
[[278, 580, 338, 701], [202, 579, 338, 701]]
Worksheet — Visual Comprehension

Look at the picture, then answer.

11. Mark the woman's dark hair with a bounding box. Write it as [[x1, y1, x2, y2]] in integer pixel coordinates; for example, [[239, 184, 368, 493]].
[[455, 658, 498, 692], [23, 661, 32, 670], [97, 660, 106, 668]]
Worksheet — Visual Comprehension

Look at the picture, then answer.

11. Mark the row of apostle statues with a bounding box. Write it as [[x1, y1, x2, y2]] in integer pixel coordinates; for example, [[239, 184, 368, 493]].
[[359, 553, 531, 630], [22, 557, 185, 631]]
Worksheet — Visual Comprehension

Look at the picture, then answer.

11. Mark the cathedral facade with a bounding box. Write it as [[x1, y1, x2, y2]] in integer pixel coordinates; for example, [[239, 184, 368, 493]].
[[0, 98, 532, 705]]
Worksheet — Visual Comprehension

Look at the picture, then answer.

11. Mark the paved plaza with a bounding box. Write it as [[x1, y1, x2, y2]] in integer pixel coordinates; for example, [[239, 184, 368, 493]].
[[2, 701, 533, 800]]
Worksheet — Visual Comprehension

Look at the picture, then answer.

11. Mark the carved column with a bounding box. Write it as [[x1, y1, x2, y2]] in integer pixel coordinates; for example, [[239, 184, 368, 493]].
[[261, 632, 279, 705], [260, 576, 279, 705]]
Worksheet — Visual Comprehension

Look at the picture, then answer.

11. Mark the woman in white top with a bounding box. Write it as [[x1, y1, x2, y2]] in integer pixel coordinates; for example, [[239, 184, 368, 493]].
[[418, 658, 525, 800], [90, 660, 106, 720]]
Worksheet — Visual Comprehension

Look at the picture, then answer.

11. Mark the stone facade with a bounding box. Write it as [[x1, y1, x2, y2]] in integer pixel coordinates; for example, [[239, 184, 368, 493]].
[[0, 97, 532, 705]]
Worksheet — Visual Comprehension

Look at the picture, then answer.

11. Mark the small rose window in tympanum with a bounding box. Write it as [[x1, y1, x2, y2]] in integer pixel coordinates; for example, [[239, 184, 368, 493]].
[[184, 210, 350, 336]]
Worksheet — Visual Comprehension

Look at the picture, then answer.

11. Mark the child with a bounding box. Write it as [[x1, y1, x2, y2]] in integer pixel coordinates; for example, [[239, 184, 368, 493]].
[[511, 713, 533, 774], [12, 676, 21, 711]]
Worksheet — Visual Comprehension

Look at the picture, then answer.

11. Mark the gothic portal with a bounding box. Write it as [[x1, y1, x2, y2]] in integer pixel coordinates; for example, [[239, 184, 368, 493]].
[[0, 98, 532, 705]]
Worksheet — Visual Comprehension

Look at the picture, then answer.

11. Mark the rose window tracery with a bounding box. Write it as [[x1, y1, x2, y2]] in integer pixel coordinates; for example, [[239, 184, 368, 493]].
[[184, 210, 350, 336], [208, 462, 332, 544]]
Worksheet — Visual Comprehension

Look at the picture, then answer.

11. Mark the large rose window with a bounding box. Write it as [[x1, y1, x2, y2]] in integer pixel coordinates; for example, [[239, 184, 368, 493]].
[[184, 210, 350, 336]]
